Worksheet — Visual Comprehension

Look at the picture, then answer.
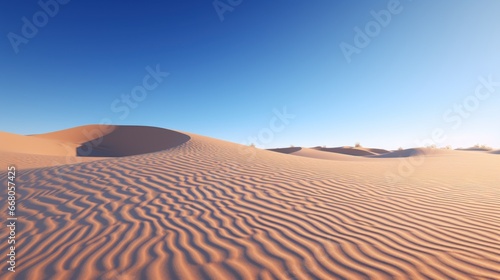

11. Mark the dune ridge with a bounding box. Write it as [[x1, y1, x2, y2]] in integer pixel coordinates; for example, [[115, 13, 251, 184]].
[[0, 125, 191, 169], [370, 148, 458, 158], [269, 147, 366, 161], [456, 147, 493, 152], [32, 125, 190, 157], [313, 146, 389, 157], [0, 126, 499, 279], [271, 146, 465, 160]]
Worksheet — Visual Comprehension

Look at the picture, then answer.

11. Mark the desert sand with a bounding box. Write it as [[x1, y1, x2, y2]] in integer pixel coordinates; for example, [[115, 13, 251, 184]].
[[1, 125, 499, 280]]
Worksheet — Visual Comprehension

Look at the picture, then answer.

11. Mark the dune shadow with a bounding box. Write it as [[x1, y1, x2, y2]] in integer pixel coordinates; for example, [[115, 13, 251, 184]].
[[372, 148, 421, 158], [456, 148, 492, 152], [315, 147, 374, 156], [268, 147, 302, 154], [76, 126, 191, 157]]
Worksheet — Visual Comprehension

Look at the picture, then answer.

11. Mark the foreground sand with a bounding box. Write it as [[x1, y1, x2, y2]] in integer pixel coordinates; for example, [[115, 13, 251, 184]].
[[1, 126, 499, 279]]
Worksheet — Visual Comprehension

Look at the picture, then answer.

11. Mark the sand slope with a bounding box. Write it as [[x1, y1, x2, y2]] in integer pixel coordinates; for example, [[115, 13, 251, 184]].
[[270, 147, 460, 160], [0, 131, 75, 156], [313, 147, 390, 157], [0, 126, 499, 280], [269, 147, 365, 161], [372, 148, 457, 158]]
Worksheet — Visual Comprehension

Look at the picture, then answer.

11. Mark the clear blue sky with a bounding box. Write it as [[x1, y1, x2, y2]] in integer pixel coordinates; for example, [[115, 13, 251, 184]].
[[1, 0, 499, 149]]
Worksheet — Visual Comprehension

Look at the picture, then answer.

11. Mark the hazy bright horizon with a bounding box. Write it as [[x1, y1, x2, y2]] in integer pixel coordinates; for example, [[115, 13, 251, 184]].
[[1, 0, 499, 150]]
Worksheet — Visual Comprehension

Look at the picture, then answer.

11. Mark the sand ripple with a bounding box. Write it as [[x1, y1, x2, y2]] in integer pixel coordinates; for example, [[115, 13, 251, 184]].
[[1, 133, 499, 279]]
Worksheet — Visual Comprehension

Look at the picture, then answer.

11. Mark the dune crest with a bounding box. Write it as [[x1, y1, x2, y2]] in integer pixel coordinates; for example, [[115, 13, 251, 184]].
[[313, 146, 390, 156], [269, 147, 365, 161], [456, 146, 493, 152], [372, 148, 457, 158], [270, 146, 462, 160], [1, 125, 191, 157]]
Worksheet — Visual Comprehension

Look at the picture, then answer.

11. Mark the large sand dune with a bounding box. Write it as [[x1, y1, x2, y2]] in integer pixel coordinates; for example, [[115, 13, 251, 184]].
[[1, 125, 499, 280], [21, 125, 190, 157]]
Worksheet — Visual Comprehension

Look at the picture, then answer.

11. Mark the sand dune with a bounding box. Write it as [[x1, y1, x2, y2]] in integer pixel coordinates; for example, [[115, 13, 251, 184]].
[[269, 147, 365, 161], [0, 125, 190, 169], [270, 147, 458, 160], [313, 146, 390, 157], [0, 131, 76, 156], [33, 125, 191, 157], [456, 147, 493, 152], [0, 125, 190, 157], [371, 148, 457, 158], [268, 147, 302, 154], [1, 125, 499, 280]]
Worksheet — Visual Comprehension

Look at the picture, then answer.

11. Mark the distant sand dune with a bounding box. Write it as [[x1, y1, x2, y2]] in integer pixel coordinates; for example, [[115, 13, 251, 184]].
[[0, 125, 499, 280], [313, 146, 390, 157], [372, 148, 456, 158], [268, 147, 302, 154], [269, 147, 365, 161], [456, 147, 493, 152], [271, 147, 461, 160]]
